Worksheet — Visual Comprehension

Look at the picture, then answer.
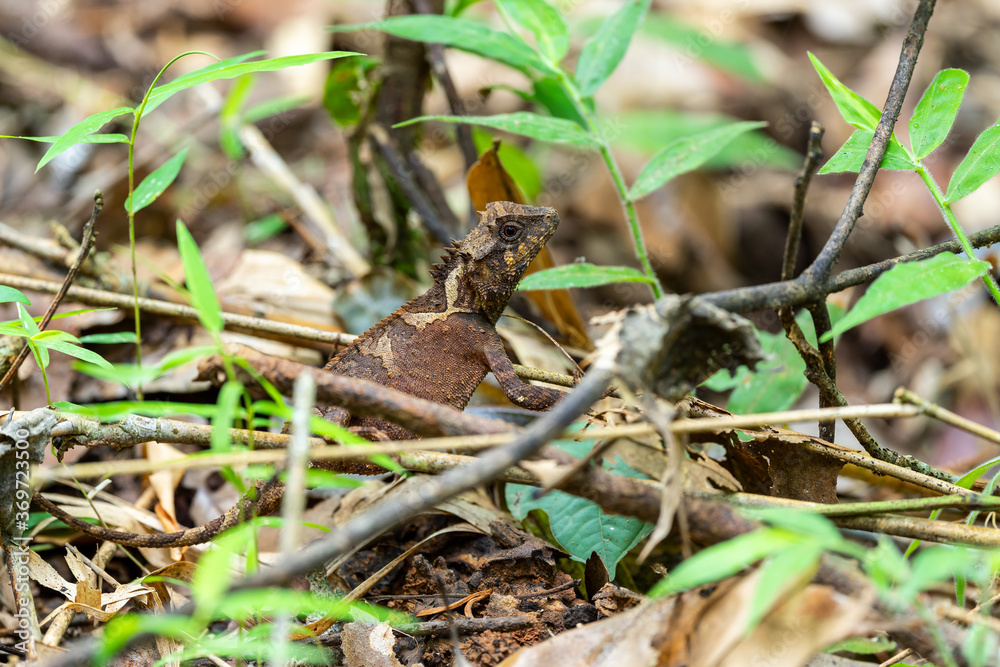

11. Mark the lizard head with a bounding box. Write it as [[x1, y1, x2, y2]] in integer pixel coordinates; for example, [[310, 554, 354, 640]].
[[459, 201, 560, 322]]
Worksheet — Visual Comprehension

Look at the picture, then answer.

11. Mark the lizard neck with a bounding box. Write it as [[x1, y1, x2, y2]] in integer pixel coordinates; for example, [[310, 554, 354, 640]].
[[405, 260, 508, 327]]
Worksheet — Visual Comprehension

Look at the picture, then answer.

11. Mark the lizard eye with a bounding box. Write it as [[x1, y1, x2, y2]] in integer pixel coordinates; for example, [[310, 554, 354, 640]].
[[500, 223, 521, 241]]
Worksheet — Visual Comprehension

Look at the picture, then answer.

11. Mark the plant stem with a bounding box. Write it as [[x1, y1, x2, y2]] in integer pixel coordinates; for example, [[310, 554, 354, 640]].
[[916, 165, 1000, 305], [555, 73, 663, 299]]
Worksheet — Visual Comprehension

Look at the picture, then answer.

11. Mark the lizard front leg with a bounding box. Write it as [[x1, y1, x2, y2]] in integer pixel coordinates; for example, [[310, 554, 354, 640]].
[[483, 333, 566, 411]]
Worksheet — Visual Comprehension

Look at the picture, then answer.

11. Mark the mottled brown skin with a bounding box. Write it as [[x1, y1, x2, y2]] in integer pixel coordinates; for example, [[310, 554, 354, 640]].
[[35, 202, 563, 547]]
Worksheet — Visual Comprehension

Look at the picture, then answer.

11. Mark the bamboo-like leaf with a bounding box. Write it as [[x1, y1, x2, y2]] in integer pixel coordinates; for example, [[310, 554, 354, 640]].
[[331, 16, 550, 74], [176, 220, 223, 335], [143, 51, 358, 118], [0, 286, 30, 305], [496, 0, 568, 64], [629, 121, 766, 200], [945, 119, 1000, 203], [36, 107, 134, 171], [575, 0, 651, 96], [517, 263, 653, 290], [125, 148, 189, 214], [36, 340, 114, 370], [395, 112, 599, 148], [821, 253, 990, 342], [909, 69, 968, 160]]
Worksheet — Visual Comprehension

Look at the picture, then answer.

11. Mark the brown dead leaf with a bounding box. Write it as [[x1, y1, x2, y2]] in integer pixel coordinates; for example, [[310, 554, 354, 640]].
[[467, 139, 591, 350], [726, 430, 844, 504]]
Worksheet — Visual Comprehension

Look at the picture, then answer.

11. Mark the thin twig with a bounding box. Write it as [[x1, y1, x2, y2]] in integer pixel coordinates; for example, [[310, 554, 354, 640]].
[[0, 192, 102, 396], [895, 387, 1000, 448], [781, 121, 824, 282]]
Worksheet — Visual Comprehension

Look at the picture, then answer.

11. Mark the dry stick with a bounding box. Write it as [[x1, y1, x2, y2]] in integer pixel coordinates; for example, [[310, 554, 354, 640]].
[[0, 192, 103, 396], [232, 359, 615, 591], [779, 123, 838, 442], [895, 387, 1000, 448]]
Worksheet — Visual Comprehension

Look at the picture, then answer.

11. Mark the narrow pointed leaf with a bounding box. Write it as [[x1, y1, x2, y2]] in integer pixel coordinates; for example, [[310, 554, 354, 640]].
[[496, 0, 568, 64], [37, 107, 134, 171], [518, 263, 653, 290], [331, 16, 550, 74], [629, 121, 767, 200], [36, 340, 114, 370], [821, 253, 990, 342], [0, 286, 30, 305], [808, 52, 880, 131], [909, 69, 968, 159], [125, 148, 189, 214], [819, 129, 918, 174], [945, 119, 1000, 202], [575, 0, 651, 96], [395, 112, 599, 147], [176, 220, 223, 335], [143, 51, 358, 117]]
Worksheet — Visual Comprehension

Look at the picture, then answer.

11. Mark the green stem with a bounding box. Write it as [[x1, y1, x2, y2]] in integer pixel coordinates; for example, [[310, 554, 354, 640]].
[[916, 165, 1000, 305], [555, 73, 663, 299]]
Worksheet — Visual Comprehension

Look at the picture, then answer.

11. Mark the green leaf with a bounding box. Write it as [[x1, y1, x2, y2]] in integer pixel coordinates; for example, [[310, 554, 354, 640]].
[[639, 15, 764, 83], [909, 69, 969, 160], [807, 52, 881, 131], [176, 220, 224, 335], [219, 74, 255, 159], [331, 16, 550, 75], [649, 527, 797, 598], [0, 286, 30, 305], [825, 636, 897, 655], [575, 0, 652, 97], [821, 253, 990, 342], [37, 106, 134, 171], [496, 0, 568, 65], [946, 118, 1000, 202], [77, 332, 138, 344], [819, 129, 919, 174], [607, 110, 801, 171], [143, 52, 359, 118], [517, 263, 653, 290], [395, 112, 599, 148], [323, 57, 377, 127], [747, 543, 822, 632], [628, 121, 767, 200], [35, 340, 113, 370], [506, 437, 652, 578], [125, 148, 189, 214]]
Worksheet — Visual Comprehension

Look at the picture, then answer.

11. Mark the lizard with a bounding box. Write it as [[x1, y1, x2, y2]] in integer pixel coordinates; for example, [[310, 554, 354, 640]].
[[34, 201, 565, 548]]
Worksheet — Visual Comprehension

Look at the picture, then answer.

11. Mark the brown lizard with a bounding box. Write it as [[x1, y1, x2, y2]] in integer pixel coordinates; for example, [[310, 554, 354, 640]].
[[35, 201, 565, 547]]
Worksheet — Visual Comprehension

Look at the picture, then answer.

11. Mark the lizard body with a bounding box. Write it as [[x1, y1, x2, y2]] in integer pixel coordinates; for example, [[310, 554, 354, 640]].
[[35, 201, 564, 547]]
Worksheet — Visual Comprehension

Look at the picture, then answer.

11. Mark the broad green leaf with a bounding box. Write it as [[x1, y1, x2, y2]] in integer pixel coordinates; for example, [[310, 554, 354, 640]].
[[331, 16, 550, 75], [0, 286, 29, 305], [946, 118, 1000, 202], [395, 112, 599, 148], [819, 129, 919, 174], [575, 0, 651, 97], [808, 52, 881, 131], [821, 253, 990, 342], [31, 330, 79, 343], [77, 331, 138, 344], [649, 527, 797, 598], [496, 0, 568, 64], [517, 263, 653, 290], [16, 303, 40, 336], [323, 57, 378, 128], [143, 52, 358, 117], [909, 69, 968, 159], [37, 106, 134, 171], [125, 148, 189, 214], [628, 121, 767, 200], [176, 220, 223, 335], [35, 340, 114, 370], [3, 134, 129, 145], [506, 437, 652, 578]]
